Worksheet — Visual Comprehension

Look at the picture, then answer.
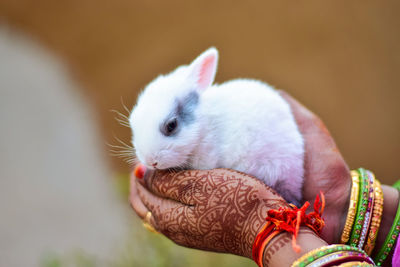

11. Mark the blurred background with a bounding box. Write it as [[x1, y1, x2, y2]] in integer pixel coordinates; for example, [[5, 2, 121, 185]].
[[0, 0, 399, 266]]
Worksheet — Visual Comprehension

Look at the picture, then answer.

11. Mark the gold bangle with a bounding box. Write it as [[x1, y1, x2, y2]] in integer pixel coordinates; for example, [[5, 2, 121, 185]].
[[341, 170, 360, 243], [339, 261, 375, 266], [364, 177, 384, 255]]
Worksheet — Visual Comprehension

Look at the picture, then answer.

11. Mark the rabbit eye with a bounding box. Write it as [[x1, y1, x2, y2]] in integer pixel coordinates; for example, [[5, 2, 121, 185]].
[[164, 118, 178, 136]]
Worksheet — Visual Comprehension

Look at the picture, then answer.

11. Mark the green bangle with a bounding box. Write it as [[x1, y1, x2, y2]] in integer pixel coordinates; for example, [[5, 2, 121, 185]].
[[374, 181, 400, 266], [291, 245, 372, 267], [393, 180, 400, 190], [349, 168, 370, 247]]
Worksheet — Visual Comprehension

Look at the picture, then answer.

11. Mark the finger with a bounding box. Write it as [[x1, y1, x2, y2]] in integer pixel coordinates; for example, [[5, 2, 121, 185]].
[[143, 168, 273, 207], [130, 174, 160, 233], [133, 164, 148, 187], [130, 165, 200, 205], [129, 171, 150, 219], [135, 179, 185, 225], [142, 168, 210, 206], [133, 164, 146, 180]]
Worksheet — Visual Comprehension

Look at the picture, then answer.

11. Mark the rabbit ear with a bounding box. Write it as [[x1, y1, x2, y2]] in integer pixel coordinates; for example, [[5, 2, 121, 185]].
[[188, 47, 219, 91]]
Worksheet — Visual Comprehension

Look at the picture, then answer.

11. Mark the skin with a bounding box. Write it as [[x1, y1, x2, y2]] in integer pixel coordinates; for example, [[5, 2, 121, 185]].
[[279, 91, 350, 244], [130, 91, 398, 266]]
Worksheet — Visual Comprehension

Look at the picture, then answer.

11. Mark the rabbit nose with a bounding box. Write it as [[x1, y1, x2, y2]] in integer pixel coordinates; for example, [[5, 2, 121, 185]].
[[152, 162, 158, 168]]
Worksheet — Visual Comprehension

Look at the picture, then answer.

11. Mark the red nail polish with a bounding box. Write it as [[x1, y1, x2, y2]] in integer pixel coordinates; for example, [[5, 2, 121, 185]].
[[134, 164, 146, 179]]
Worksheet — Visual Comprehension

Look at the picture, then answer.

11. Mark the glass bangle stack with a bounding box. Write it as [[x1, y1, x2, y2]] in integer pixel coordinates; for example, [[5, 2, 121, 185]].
[[291, 245, 374, 267], [339, 168, 400, 266], [291, 168, 400, 266]]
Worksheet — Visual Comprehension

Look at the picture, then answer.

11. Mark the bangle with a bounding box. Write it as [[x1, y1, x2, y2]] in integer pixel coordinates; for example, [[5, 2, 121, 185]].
[[394, 180, 400, 189], [364, 176, 383, 255], [309, 251, 372, 267], [257, 230, 282, 266], [341, 171, 360, 244], [291, 244, 373, 267], [253, 222, 276, 267], [253, 194, 325, 266], [358, 169, 375, 249], [374, 182, 400, 265], [252, 222, 285, 267], [349, 168, 370, 247], [339, 261, 375, 266]]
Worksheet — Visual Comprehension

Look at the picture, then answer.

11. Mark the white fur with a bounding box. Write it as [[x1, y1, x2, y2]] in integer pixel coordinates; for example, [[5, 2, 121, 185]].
[[130, 48, 304, 204]]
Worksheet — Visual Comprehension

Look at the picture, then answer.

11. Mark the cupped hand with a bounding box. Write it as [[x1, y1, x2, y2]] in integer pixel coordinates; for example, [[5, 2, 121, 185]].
[[279, 91, 351, 244], [129, 91, 352, 258], [130, 168, 288, 258]]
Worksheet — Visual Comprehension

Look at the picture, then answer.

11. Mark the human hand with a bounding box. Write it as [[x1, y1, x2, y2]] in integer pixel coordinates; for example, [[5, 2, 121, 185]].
[[130, 168, 289, 258], [130, 91, 352, 259], [279, 91, 351, 244]]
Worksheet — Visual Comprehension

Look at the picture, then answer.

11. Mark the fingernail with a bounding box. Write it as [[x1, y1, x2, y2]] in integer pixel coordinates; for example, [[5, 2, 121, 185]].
[[134, 164, 146, 179]]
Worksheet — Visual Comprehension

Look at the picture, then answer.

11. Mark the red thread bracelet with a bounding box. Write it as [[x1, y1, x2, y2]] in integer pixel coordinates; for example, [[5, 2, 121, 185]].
[[252, 192, 325, 267], [252, 222, 277, 266]]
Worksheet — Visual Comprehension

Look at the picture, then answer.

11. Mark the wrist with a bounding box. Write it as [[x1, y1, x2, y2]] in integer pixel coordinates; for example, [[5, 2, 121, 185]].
[[244, 193, 289, 258], [323, 186, 351, 243], [318, 169, 352, 244], [251, 193, 325, 266], [263, 227, 327, 267]]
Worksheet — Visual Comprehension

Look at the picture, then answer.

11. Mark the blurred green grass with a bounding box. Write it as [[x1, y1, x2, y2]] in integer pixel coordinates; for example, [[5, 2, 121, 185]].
[[40, 174, 255, 267]]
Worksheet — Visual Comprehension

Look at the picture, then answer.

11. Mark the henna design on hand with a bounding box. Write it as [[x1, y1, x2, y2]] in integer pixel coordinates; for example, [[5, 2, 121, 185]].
[[130, 92, 353, 263], [263, 234, 292, 265], [263, 228, 318, 265], [137, 168, 289, 258]]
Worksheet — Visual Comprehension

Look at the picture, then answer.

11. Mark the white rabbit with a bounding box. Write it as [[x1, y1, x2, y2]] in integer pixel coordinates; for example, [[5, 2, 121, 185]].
[[129, 47, 304, 204]]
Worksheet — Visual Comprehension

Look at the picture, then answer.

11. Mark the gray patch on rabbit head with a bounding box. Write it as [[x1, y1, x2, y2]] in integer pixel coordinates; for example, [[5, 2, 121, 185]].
[[160, 91, 199, 137], [176, 91, 199, 124]]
